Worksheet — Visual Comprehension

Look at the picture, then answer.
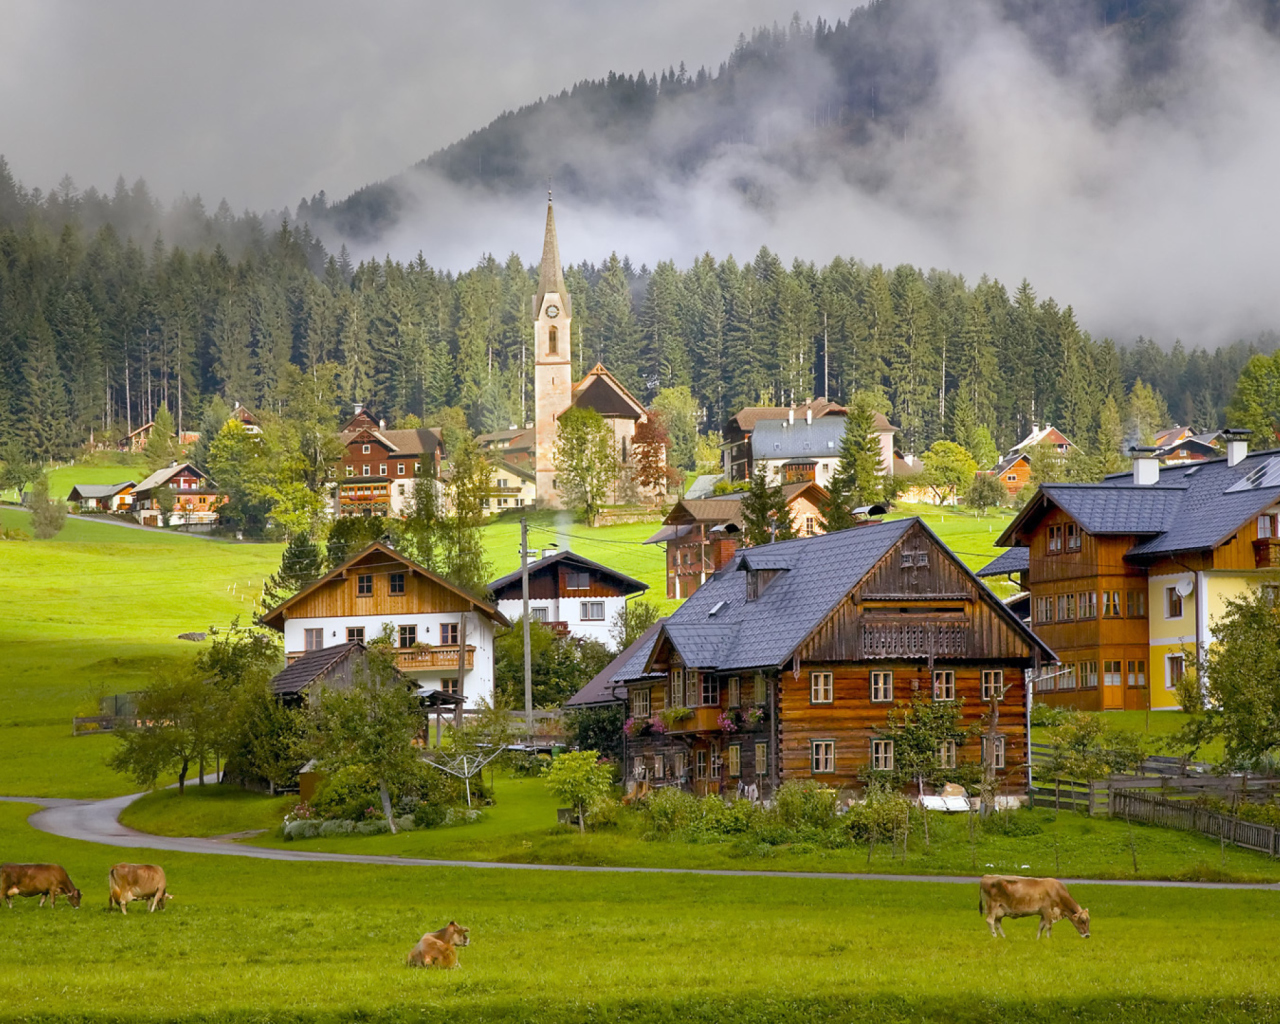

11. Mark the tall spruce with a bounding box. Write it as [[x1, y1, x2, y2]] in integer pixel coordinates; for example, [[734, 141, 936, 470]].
[[740, 466, 796, 546]]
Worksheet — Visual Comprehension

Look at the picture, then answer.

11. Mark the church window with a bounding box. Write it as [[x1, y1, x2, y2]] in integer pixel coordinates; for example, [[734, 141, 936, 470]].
[[548, 326, 558, 355]]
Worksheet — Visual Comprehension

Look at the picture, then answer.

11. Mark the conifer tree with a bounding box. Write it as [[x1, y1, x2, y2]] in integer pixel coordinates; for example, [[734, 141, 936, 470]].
[[29, 472, 66, 539], [262, 531, 324, 610], [145, 404, 179, 470], [741, 466, 795, 546], [833, 395, 884, 506]]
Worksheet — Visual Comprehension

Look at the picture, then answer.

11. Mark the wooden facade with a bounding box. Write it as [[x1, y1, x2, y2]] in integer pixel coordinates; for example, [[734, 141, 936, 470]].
[[624, 520, 1046, 796]]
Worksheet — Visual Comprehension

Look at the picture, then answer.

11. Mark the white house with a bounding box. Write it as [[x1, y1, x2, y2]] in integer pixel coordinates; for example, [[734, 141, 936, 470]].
[[259, 542, 509, 708]]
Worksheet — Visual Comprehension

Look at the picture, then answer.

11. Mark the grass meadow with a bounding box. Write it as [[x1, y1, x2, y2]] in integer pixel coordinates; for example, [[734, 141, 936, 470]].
[[2, 800, 1280, 1024]]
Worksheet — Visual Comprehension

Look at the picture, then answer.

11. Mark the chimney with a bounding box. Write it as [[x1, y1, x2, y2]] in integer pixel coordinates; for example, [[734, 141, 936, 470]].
[[806, 407, 813, 425], [379, 419, 386, 430], [354, 402, 363, 416], [1223, 427, 1252, 467], [1130, 446, 1160, 486], [788, 408, 794, 426]]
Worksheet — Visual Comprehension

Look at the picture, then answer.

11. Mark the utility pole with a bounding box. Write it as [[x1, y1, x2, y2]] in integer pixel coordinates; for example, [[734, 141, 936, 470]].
[[520, 517, 534, 738]]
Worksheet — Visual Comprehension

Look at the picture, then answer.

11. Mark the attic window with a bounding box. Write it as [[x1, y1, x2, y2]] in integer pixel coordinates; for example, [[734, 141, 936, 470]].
[[745, 568, 781, 601], [774, 443, 781, 451], [709, 600, 727, 617]]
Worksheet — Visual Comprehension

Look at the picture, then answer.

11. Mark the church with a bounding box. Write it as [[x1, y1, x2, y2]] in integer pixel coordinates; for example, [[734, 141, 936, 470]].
[[486, 198, 652, 510]]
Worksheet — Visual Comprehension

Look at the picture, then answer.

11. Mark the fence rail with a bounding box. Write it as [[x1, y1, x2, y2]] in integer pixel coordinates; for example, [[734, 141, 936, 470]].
[[1111, 789, 1280, 857]]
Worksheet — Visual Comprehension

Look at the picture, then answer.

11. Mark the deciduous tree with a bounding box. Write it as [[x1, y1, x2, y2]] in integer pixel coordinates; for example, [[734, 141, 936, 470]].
[[554, 407, 617, 525]]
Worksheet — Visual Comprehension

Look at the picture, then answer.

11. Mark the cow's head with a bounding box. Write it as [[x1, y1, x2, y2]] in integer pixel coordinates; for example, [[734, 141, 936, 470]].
[[444, 921, 470, 947], [68, 888, 82, 910], [1070, 907, 1090, 937]]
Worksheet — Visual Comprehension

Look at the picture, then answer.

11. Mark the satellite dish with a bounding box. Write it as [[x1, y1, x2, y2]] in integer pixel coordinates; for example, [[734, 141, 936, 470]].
[[1175, 578, 1195, 597]]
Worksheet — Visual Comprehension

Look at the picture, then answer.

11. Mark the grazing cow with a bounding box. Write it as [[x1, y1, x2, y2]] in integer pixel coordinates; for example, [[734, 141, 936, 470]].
[[108, 863, 172, 915], [1, 863, 82, 909], [979, 875, 1090, 938], [406, 921, 470, 968]]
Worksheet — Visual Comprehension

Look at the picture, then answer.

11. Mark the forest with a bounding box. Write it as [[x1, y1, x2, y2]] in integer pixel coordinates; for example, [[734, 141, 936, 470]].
[[0, 155, 1273, 472]]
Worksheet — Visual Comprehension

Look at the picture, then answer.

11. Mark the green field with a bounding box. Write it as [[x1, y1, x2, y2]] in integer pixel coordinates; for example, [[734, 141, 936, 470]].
[[1, 801, 1278, 1024]]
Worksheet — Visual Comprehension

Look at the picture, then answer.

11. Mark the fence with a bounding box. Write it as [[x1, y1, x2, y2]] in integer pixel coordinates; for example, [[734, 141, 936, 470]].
[[1111, 789, 1280, 857], [72, 692, 141, 736]]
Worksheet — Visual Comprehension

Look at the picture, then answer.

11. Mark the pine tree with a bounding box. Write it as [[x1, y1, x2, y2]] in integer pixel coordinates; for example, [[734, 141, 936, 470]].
[[145, 404, 179, 470], [22, 314, 74, 462], [740, 466, 796, 546], [262, 531, 324, 610], [29, 472, 66, 539], [834, 395, 884, 506]]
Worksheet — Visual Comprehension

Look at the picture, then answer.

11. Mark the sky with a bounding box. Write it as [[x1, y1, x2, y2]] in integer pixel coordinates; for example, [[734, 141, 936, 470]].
[[3, 1, 1280, 349]]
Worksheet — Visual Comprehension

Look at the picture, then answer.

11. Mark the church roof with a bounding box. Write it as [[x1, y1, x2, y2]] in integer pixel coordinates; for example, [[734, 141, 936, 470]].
[[571, 363, 647, 421], [534, 201, 571, 318]]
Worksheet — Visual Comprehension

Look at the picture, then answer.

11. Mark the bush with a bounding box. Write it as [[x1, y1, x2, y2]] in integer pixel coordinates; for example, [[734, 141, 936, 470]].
[[355, 818, 390, 836], [284, 820, 322, 841], [413, 802, 449, 829], [981, 810, 1044, 837], [774, 781, 841, 830], [844, 788, 912, 844], [1030, 703, 1073, 727], [645, 787, 701, 836], [317, 819, 355, 838]]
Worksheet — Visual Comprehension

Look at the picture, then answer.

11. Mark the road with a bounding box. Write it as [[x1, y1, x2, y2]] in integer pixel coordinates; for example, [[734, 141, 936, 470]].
[[3, 793, 1277, 889]]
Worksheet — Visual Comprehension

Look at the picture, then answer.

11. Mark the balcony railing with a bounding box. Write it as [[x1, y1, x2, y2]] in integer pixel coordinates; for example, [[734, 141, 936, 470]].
[[1254, 538, 1280, 569], [665, 707, 724, 733], [395, 645, 475, 672]]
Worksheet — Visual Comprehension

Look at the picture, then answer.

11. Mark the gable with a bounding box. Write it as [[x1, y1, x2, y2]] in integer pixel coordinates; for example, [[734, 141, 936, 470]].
[[346, 429, 394, 454], [573, 375, 643, 419], [799, 522, 1045, 664]]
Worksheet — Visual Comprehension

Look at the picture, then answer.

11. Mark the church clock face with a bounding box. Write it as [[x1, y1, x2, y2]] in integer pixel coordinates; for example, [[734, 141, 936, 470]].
[[546, 304, 559, 318]]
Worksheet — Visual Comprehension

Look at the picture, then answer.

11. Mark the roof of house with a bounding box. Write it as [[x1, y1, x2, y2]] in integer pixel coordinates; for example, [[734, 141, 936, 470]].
[[990, 452, 1030, 476], [645, 519, 1051, 674], [492, 459, 535, 483], [571, 364, 647, 420], [488, 549, 648, 596], [340, 426, 444, 457], [1153, 434, 1221, 460], [749, 416, 849, 463], [727, 399, 863, 435], [997, 448, 1280, 559], [646, 481, 828, 540], [269, 641, 365, 696], [564, 619, 668, 708], [477, 427, 533, 448], [67, 482, 135, 500], [1154, 425, 1194, 447], [1009, 424, 1074, 453], [125, 422, 155, 439], [684, 474, 724, 500], [976, 546, 1031, 578], [260, 542, 509, 630], [133, 462, 214, 495]]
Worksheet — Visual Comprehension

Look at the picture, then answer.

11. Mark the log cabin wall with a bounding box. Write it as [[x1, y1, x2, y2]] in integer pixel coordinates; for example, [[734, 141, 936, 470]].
[[777, 662, 1028, 790], [285, 556, 474, 619]]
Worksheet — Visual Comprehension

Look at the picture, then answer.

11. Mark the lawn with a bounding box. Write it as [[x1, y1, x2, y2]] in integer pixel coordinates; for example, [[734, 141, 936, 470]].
[[119, 785, 296, 838], [0, 449, 148, 503], [1, 800, 1279, 1024]]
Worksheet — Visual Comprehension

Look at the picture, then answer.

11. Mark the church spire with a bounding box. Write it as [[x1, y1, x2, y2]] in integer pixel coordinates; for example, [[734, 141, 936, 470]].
[[535, 198, 569, 316]]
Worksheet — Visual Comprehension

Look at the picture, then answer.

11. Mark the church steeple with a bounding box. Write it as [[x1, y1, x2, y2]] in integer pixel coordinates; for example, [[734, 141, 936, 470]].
[[534, 198, 570, 318]]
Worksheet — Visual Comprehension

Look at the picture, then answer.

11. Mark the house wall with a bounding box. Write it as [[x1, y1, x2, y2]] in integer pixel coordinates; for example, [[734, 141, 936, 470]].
[[666, 533, 739, 599], [494, 595, 626, 645]]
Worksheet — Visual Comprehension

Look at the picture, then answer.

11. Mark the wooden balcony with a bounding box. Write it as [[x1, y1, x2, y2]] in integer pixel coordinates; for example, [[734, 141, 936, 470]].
[[666, 707, 724, 733], [395, 645, 475, 672], [1254, 538, 1280, 569]]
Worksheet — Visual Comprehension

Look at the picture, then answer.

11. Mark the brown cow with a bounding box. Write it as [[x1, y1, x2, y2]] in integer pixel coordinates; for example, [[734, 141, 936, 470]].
[[1, 863, 82, 909], [980, 875, 1090, 938], [406, 921, 470, 968], [108, 863, 172, 915]]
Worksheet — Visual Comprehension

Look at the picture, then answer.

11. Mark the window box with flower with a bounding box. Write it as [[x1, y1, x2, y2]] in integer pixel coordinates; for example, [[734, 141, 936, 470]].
[[623, 716, 651, 738]]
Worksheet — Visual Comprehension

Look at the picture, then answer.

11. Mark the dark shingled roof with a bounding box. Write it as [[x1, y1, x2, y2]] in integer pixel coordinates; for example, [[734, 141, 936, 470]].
[[270, 642, 364, 696], [997, 448, 1280, 560], [564, 619, 667, 707], [977, 546, 1030, 578], [488, 549, 648, 596]]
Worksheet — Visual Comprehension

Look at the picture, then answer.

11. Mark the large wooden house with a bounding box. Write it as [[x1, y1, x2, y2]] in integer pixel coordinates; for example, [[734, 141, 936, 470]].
[[987, 424, 1075, 499], [334, 407, 445, 518], [620, 519, 1053, 796], [260, 542, 509, 707], [131, 462, 225, 526], [994, 433, 1280, 711]]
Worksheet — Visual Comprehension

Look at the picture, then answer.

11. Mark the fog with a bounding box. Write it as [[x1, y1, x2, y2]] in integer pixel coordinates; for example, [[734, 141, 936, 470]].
[[4, 1, 1280, 347]]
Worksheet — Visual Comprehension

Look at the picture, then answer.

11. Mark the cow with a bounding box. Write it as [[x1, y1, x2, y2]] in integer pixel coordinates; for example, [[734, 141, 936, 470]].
[[406, 921, 470, 968], [108, 863, 172, 915], [980, 875, 1090, 938], [1, 863, 82, 909]]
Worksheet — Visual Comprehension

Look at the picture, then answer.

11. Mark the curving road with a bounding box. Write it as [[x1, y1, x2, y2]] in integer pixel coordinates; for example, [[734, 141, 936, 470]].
[[4, 793, 1278, 890]]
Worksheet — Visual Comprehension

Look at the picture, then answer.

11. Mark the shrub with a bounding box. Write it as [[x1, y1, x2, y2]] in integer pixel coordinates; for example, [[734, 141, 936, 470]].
[[355, 818, 390, 836], [774, 780, 841, 830], [981, 810, 1044, 837], [414, 802, 448, 829], [284, 819, 321, 841], [645, 787, 701, 836], [317, 819, 355, 838], [844, 787, 911, 844], [1030, 703, 1073, 728]]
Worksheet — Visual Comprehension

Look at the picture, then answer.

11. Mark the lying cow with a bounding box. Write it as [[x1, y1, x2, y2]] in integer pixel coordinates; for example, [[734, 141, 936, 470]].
[[979, 875, 1090, 938], [1, 863, 82, 909], [406, 921, 470, 968], [108, 863, 172, 915]]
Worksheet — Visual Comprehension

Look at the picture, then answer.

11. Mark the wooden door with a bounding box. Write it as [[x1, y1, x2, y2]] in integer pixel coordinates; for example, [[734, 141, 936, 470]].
[[1102, 660, 1123, 710]]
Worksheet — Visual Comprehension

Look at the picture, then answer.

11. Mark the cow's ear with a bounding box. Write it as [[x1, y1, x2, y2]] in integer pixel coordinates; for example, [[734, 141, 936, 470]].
[[449, 919, 457, 926]]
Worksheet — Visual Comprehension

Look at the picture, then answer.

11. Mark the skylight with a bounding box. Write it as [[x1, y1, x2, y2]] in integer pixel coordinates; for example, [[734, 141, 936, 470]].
[[708, 600, 727, 617], [1226, 456, 1280, 492]]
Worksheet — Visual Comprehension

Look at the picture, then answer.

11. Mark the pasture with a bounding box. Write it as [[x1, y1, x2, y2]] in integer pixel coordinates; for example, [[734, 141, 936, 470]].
[[1, 802, 1279, 1024]]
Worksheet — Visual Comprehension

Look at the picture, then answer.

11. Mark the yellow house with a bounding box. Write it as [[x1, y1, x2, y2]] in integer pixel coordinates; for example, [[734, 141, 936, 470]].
[[994, 430, 1280, 711]]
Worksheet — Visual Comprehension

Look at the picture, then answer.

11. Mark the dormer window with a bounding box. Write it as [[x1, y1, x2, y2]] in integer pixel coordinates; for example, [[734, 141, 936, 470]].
[[362, 444, 371, 454], [745, 568, 781, 601]]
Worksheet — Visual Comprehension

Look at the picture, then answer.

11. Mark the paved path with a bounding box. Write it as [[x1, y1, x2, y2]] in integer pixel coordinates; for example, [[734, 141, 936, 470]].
[[5, 793, 1279, 890]]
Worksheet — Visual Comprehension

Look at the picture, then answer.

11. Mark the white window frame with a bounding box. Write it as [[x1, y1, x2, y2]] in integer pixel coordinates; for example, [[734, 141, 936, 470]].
[[362, 444, 371, 454], [580, 601, 605, 621], [980, 670, 1004, 701], [870, 670, 893, 703], [700, 673, 719, 707], [653, 754, 664, 779], [695, 750, 708, 780], [983, 736, 1006, 769], [810, 671, 834, 704], [871, 738, 894, 771], [933, 670, 955, 701], [811, 740, 835, 774], [671, 669, 684, 708], [631, 688, 650, 718], [632, 756, 645, 779], [1166, 653, 1185, 691], [1166, 586, 1184, 619]]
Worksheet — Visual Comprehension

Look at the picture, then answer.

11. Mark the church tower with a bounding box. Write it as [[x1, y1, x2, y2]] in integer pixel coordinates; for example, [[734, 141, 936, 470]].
[[533, 198, 572, 509]]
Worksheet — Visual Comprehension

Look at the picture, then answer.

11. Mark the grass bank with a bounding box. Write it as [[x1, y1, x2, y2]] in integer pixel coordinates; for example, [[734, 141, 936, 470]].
[[1, 801, 1278, 1024]]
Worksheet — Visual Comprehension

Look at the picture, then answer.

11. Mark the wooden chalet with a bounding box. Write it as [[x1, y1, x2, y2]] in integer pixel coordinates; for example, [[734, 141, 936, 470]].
[[488, 550, 648, 644], [67, 481, 135, 511], [259, 542, 508, 707], [643, 481, 828, 599], [335, 406, 445, 518], [987, 424, 1075, 499], [1152, 427, 1221, 465], [131, 462, 224, 526], [564, 619, 669, 711], [621, 519, 1052, 796], [995, 433, 1280, 711]]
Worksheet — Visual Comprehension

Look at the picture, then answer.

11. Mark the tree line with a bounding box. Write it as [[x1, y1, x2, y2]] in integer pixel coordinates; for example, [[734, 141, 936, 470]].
[[1, 157, 1275, 478]]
